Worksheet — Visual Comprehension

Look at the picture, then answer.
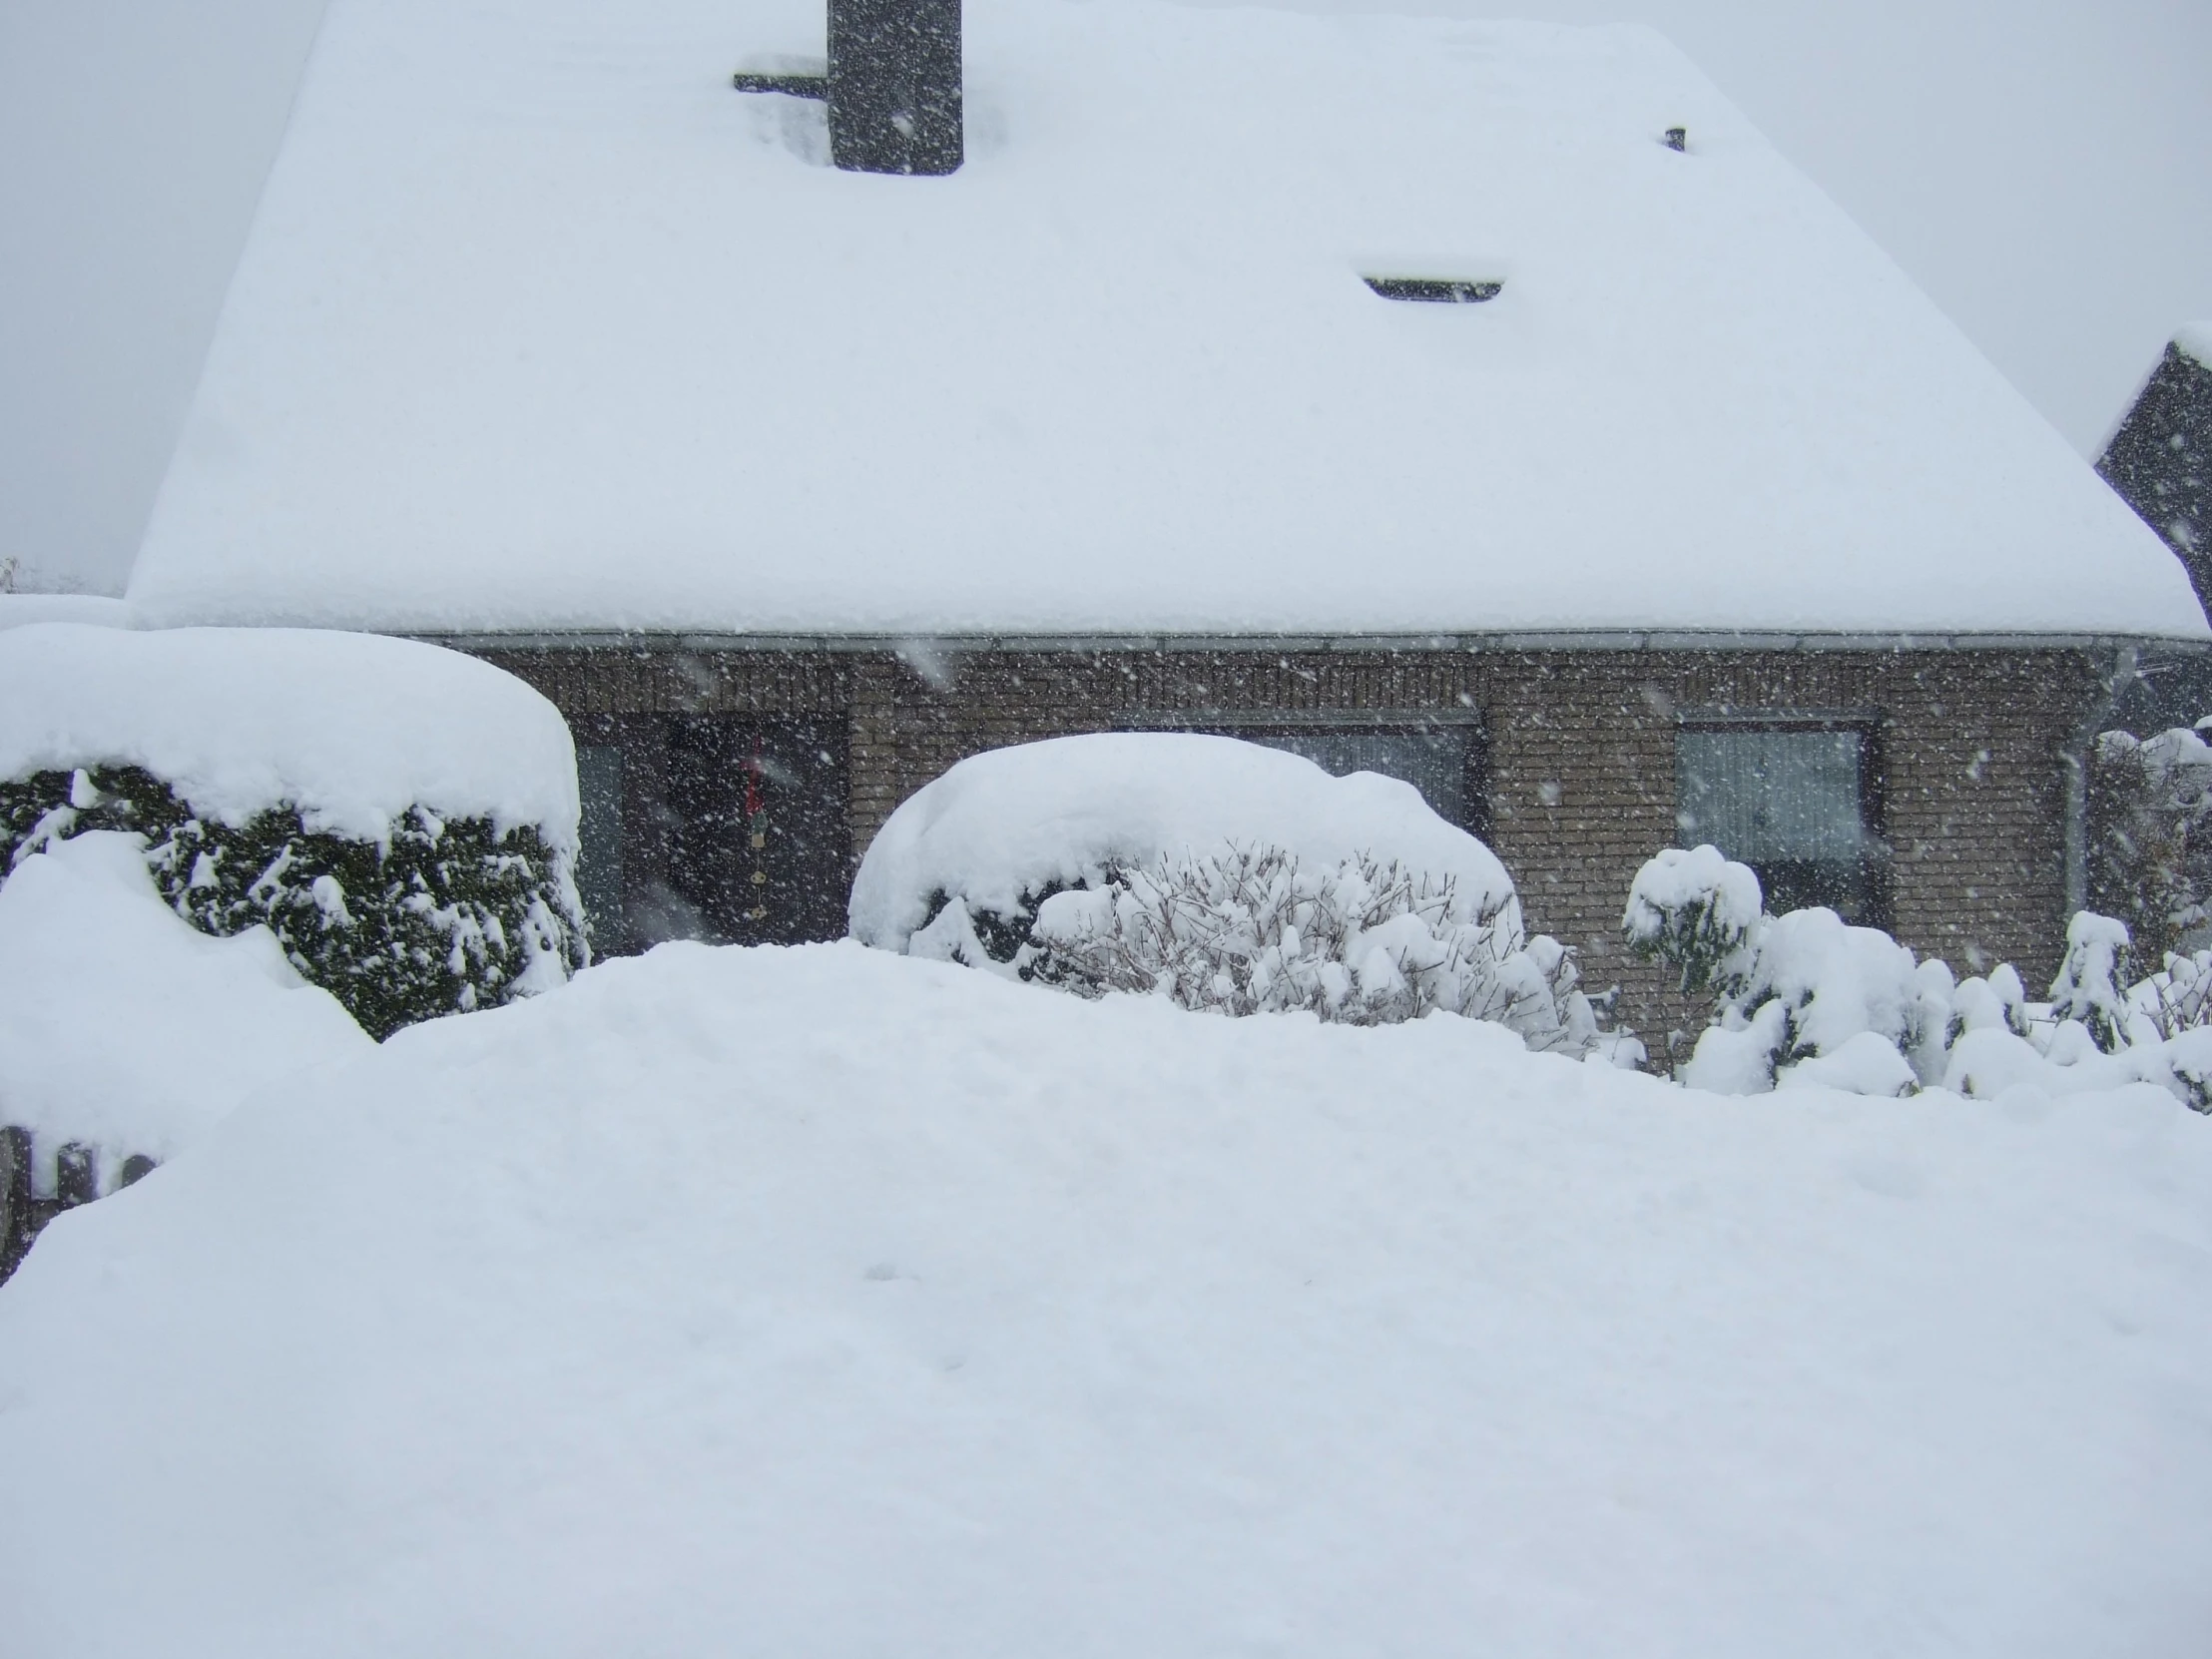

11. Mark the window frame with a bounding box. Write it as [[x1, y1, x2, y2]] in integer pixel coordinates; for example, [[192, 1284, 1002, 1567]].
[[1673, 708, 1892, 929]]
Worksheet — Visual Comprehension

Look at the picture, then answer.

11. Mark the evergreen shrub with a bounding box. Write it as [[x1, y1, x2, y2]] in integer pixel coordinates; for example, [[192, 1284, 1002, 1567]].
[[2, 765, 586, 1040]]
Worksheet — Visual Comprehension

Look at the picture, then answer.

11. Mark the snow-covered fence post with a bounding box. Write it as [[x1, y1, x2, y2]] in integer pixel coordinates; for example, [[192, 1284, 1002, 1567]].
[[0, 1125, 163, 1285]]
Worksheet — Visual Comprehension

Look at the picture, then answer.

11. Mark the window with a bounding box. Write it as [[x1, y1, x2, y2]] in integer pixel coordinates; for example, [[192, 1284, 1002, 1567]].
[[575, 744, 626, 949], [1184, 720, 1486, 837], [1676, 721, 1886, 925]]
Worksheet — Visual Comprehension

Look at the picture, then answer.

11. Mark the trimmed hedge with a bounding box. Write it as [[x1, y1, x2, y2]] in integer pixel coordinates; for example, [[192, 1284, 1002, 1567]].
[[3, 765, 587, 1040]]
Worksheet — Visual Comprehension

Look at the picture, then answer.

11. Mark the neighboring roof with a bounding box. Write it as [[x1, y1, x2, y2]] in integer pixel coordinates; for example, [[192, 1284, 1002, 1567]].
[[125, 0, 2205, 641], [2099, 331, 2212, 612]]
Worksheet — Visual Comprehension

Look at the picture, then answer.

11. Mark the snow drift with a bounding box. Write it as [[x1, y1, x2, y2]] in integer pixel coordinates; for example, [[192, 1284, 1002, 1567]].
[[0, 832, 370, 1191], [0, 940, 2206, 1658]]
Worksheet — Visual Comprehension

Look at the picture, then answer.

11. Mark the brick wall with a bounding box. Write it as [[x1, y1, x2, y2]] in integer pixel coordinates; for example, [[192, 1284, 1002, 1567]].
[[478, 643, 2101, 1038]]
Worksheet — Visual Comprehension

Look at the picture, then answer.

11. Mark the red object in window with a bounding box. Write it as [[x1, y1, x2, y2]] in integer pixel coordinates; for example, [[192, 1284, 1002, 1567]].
[[744, 740, 767, 821]]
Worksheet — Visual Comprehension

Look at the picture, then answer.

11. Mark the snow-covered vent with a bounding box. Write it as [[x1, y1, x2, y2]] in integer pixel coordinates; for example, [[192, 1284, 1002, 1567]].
[[732, 0, 962, 176], [1362, 277, 1503, 304], [1663, 127, 1687, 152]]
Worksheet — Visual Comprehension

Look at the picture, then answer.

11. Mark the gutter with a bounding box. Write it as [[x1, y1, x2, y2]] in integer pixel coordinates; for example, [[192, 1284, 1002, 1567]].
[[414, 628, 2212, 658]]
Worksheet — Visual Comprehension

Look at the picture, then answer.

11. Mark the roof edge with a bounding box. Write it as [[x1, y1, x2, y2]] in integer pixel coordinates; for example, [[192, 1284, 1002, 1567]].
[[418, 628, 2212, 657]]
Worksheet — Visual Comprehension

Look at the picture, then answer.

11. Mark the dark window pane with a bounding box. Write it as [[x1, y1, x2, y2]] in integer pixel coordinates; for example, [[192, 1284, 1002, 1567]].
[[1241, 729, 1469, 828], [1676, 728, 1881, 923], [576, 744, 625, 951]]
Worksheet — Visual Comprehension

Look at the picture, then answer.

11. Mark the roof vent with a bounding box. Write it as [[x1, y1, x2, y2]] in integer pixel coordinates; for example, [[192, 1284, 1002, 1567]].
[[1363, 277, 1503, 304], [733, 0, 962, 176], [1663, 127, 1688, 152]]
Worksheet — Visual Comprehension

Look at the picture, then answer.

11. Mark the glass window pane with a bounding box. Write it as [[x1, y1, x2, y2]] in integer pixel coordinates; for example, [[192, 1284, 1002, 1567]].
[[1242, 729, 1467, 827], [576, 744, 625, 946], [1677, 730, 1866, 861]]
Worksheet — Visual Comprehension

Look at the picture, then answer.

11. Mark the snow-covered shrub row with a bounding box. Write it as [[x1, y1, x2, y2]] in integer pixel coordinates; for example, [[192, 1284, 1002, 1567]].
[[853, 734, 1629, 1057], [2087, 722, 2212, 960], [1626, 845, 2212, 1108], [0, 625, 588, 1039]]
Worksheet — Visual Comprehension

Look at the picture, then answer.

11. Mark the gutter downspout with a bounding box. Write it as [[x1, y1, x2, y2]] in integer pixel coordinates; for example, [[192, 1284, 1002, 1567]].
[[2063, 645, 2136, 917]]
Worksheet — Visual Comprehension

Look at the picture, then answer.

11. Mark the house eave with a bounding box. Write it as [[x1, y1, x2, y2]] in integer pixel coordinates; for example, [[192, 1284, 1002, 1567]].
[[415, 628, 2212, 657]]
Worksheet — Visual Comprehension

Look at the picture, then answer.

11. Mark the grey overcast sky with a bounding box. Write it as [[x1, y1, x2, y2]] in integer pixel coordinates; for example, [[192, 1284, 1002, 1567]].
[[3, 0, 2208, 594]]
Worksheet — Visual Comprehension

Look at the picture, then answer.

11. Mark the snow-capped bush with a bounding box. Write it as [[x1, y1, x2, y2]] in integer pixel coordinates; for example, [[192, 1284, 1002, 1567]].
[[2047, 911, 2134, 1054], [2088, 723, 2212, 959], [857, 734, 1629, 1057], [1621, 844, 1762, 997], [2132, 947, 2212, 1041], [0, 626, 588, 1039], [1624, 844, 2212, 1109]]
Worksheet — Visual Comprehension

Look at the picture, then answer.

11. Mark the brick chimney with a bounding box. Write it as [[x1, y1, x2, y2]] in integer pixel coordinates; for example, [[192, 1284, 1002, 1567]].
[[734, 0, 962, 177]]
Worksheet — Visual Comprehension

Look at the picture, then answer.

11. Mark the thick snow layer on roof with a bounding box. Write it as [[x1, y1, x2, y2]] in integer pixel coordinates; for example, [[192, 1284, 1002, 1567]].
[[849, 733, 1517, 949], [2176, 323, 2212, 370], [0, 624, 580, 845], [2, 941, 2208, 1654], [126, 0, 2202, 640], [0, 833, 370, 1189]]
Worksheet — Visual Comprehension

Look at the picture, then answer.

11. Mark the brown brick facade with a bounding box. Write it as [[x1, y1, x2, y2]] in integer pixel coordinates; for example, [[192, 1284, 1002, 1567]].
[[476, 643, 2102, 1040]]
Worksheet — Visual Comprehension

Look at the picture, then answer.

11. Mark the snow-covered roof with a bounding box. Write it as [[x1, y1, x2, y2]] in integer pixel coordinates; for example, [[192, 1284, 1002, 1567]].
[[2177, 323, 2212, 373], [125, 0, 2205, 641]]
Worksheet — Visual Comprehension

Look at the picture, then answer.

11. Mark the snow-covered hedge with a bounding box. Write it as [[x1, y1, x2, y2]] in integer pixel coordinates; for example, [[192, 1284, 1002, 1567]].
[[0, 626, 587, 1039], [852, 734, 1626, 1056], [1626, 844, 2212, 1108]]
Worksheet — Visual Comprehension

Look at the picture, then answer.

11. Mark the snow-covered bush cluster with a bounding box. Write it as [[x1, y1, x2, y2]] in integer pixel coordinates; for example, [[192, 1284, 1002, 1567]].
[[2088, 721, 2212, 959], [1003, 843, 1602, 1051], [0, 626, 588, 1040], [1626, 844, 2212, 1108], [853, 734, 1628, 1057]]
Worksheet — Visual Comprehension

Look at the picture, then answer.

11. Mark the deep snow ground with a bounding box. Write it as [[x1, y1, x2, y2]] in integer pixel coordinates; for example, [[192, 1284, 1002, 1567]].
[[1, 940, 2207, 1657]]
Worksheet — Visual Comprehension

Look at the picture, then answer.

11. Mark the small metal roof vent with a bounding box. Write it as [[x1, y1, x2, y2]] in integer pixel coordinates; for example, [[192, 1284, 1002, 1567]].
[[734, 0, 962, 176], [1362, 276, 1503, 304]]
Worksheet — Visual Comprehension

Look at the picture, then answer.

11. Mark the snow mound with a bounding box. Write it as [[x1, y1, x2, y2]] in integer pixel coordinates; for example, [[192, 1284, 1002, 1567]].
[[849, 733, 1518, 950], [0, 624, 579, 847], [0, 833, 370, 1190], [0, 939, 2206, 1656], [0, 594, 126, 630]]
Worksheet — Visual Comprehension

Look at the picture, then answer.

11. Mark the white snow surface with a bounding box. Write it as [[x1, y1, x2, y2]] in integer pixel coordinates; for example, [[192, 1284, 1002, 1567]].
[[848, 732, 1517, 949], [1, 939, 2208, 1657], [0, 593, 126, 630], [2175, 322, 2212, 370], [125, 0, 2200, 640], [0, 833, 370, 1189], [0, 623, 580, 845]]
